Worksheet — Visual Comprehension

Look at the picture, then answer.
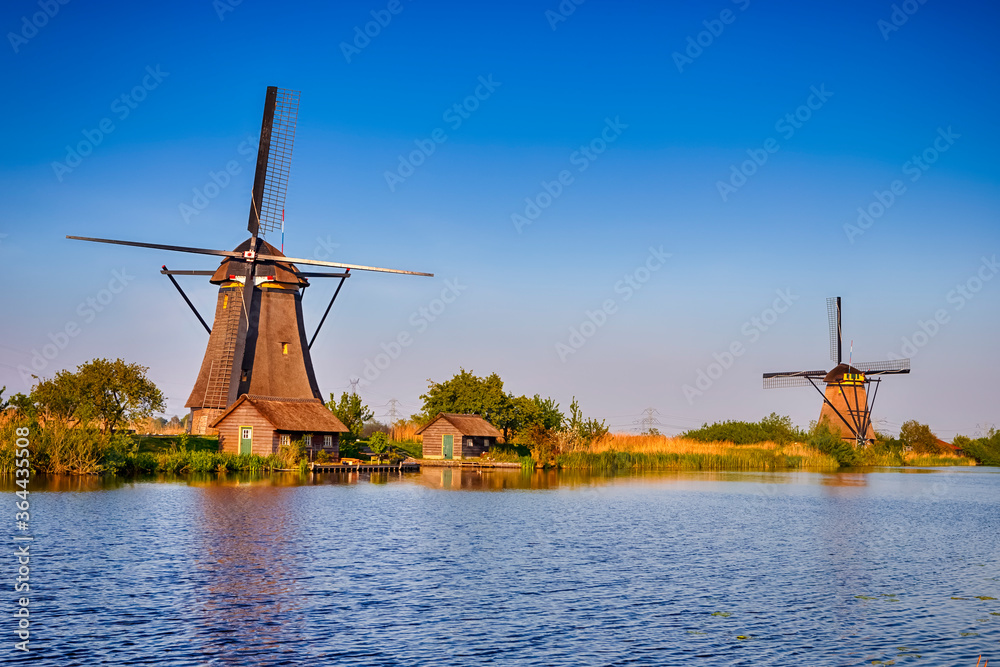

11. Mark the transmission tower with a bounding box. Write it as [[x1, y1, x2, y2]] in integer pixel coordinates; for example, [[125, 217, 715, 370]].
[[348, 377, 360, 395], [635, 407, 662, 434]]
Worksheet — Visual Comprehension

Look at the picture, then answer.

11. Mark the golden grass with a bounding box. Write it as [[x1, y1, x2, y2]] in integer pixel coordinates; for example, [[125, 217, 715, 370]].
[[390, 420, 423, 443], [587, 433, 816, 457], [559, 432, 840, 471], [903, 451, 976, 466]]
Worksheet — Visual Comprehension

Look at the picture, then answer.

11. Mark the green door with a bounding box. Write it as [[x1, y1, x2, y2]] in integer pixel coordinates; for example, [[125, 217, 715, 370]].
[[239, 426, 253, 455], [442, 434, 453, 459]]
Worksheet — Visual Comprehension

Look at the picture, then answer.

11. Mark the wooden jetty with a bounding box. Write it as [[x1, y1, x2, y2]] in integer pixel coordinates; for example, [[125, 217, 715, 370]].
[[417, 459, 523, 469], [310, 460, 420, 473], [307, 459, 523, 473]]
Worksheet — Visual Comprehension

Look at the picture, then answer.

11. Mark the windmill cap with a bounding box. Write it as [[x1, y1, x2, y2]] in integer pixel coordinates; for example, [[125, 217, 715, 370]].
[[209, 237, 306, 286], [824, 363, 863, 383]]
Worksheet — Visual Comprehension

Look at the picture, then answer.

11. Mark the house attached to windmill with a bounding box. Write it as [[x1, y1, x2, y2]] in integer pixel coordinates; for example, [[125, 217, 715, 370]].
[[417, 413, 501, 460], [209, 395, 348, 459]]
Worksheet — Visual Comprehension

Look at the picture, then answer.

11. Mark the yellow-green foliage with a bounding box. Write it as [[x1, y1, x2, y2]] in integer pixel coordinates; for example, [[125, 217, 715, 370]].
[[902, 452, 976, 466], [0, 415, 287, 476], [557, 433, 840, 471]]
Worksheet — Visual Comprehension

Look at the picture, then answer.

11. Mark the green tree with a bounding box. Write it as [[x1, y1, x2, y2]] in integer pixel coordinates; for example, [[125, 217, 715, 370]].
[[326, 392, 374, 442], [0, 386, 6, 411], [419, 368, 513, 436], [565, 396, 608, 446], [32, 358, 165, 433], [899, 420, 942, 454]]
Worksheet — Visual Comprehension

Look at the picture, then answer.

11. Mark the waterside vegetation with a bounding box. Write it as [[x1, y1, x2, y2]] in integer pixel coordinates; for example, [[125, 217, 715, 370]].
[[0, 363, 991, 477]]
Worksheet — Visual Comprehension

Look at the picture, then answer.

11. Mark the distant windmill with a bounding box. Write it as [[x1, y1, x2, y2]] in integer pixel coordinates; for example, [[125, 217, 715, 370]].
[[68, 86, 433, 434], [762, 297, 910, 446]]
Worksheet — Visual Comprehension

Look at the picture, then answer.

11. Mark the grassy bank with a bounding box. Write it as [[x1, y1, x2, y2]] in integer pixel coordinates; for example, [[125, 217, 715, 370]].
[[0, 417, 305, 475], [556, 434, 841, 471]]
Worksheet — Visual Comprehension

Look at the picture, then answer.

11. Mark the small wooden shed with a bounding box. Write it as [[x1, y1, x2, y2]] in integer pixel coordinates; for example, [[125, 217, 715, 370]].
[[416, 413, 501, 460], [210, 395, 349, 460]]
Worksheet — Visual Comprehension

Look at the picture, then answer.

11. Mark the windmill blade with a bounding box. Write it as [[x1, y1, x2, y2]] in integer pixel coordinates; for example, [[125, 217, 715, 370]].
[[248, 86, 300, 239], [763, 375, 817, 389], [762, 370, 827, 389], [68, 236, 242, 259], [255, 252, 433, 277], [853, 359, 911, 375], [827, 296, 841, 365]]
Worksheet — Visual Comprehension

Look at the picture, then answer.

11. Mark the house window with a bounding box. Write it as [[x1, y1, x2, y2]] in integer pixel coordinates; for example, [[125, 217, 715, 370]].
[[282, 343, 289, 355], [223, 295, 229, 309], [303, 434, 312, 446], [241, 427, 252, 440], [324, 434, 333, 448], [279, 434, 290, 447]]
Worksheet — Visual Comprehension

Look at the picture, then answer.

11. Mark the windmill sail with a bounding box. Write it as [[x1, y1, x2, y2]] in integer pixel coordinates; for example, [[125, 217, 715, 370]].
[[827, 296, 841, 365], [853, 359, 910, 375], [259, 88, 299, 239]]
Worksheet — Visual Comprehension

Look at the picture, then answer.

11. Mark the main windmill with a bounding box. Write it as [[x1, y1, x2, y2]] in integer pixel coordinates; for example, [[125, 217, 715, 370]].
[[762, 297, 910, 446], [69, 87, 432, 435]]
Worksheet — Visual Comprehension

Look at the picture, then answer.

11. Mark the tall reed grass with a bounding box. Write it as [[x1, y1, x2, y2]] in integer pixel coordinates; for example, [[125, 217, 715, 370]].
[[558, 433, 840, 471], [902, 451, 976, 466], [0, 414, 300, 476]]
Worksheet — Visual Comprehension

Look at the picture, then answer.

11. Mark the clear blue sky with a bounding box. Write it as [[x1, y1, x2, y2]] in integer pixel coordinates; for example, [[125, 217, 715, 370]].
[[2, 0, 997, 437]]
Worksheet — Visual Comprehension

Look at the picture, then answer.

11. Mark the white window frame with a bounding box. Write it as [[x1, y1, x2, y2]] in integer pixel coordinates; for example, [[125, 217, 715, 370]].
[[279, 434, 290, 447], [303, 433, 312, 447], [324, 434, 333, 448]]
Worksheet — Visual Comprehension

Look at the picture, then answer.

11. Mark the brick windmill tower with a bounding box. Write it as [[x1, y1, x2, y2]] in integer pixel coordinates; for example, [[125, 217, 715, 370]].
[[69, 87, 432, 444], [762, 297, 910, 446]]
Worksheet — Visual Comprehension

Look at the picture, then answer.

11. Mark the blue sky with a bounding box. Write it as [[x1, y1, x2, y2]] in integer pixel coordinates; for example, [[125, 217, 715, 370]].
[[1, 0, 997, 437]]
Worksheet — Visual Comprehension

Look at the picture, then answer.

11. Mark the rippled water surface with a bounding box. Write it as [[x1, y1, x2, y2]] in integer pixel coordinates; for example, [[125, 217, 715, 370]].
[[5, 467, 999, 666]]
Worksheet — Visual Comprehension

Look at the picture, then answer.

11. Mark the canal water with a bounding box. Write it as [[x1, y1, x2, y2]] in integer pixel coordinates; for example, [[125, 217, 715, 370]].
[[4, 467, 998, 666]]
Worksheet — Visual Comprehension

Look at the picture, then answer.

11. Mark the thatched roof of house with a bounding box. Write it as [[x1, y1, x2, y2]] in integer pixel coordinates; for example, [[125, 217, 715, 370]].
[[415, 413, 501, 437], [210, 395, 348, 432]]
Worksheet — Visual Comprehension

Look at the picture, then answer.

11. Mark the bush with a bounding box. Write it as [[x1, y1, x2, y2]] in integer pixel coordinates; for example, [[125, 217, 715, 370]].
[[899, 420, 944, 454], [955, 430, 1000, 466], [683, 413, 805, 445], [808, 422, 860, 467]]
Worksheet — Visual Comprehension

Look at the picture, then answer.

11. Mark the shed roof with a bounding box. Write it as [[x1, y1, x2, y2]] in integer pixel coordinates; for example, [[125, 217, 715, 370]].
[[209, 395, 348, 432], [415, 413, 501, 437]]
